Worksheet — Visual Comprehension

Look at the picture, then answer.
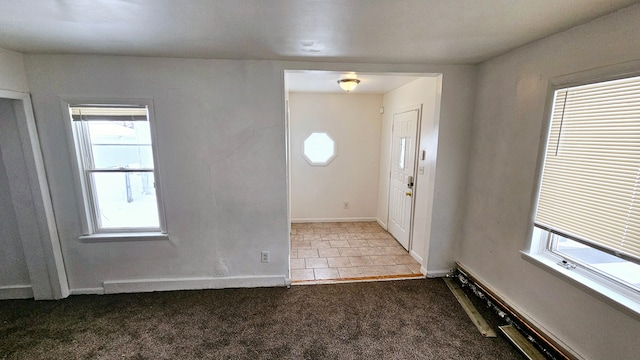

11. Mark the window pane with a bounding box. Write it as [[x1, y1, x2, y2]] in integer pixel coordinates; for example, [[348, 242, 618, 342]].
[[554, 236, 640, 290], [91, 172, 159, 229], [303, 132, 336, 165], [87, 121, 154, 169], [398, 138, 406, 170]]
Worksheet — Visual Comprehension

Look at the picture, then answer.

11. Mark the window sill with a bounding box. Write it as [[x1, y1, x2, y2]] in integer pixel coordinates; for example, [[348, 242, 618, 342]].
[[79, 232, 169, 242], [521, 250, 640, 319]]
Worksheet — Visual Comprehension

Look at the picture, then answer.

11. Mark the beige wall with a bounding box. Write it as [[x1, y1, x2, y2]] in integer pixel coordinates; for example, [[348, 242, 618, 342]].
[[459, 4, 640, 359], [23, 56, 475, 294], [378, 77, 441, 269], [289, 92, 382, 221]]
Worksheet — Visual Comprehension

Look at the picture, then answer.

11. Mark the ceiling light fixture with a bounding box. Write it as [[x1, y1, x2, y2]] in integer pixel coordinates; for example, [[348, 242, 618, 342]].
[[337, 78, 360, 92]]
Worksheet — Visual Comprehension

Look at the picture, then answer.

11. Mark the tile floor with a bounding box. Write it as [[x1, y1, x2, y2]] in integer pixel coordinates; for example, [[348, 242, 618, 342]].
[[290, 221, 423, 283]]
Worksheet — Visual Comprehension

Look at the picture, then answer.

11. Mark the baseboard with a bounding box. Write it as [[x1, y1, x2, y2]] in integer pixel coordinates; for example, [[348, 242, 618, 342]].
[[69, 287, 105, 295], [409, 250, 423, 264], [455, 262, 579, 360], [0, 284, 33, 299], [292, 217, 377, 223], [426, 268, 452, 278], [376, 218, 387, 230], [102, 275, 288, 294]]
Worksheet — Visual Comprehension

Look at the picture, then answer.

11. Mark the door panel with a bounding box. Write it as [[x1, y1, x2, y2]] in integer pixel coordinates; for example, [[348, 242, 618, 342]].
[[388, 109, 419, 250]]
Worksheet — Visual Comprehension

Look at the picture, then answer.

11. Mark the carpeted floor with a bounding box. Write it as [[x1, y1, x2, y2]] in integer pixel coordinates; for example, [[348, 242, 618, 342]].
[[0, 279, 524, 359]]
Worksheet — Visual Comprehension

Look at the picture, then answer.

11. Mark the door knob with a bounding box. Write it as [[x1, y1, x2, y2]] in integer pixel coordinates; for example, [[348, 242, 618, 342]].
[[405, 192, 412, 196]]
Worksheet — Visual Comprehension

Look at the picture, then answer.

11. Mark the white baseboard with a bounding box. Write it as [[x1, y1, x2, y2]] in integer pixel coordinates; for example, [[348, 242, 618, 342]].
[[426, 268, 453, 278], [69, 287, 105, 295], [292, 217, 377, 223], [376, 218, 387, 230], [102, 275, 288, 294], [0, 284, 33, 299], [409, 250, 423, 264]]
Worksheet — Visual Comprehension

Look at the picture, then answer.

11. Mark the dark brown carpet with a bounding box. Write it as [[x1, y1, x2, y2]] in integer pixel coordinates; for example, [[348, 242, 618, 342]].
[[0, 279, 524, 359]]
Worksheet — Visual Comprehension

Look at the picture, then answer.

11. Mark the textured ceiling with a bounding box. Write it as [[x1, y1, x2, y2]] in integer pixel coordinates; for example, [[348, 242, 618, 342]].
[[0, 0, 637, 64]]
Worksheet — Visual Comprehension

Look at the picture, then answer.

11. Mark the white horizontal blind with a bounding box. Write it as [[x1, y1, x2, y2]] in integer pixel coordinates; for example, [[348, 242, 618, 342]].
[[535, 75, 640, 262]]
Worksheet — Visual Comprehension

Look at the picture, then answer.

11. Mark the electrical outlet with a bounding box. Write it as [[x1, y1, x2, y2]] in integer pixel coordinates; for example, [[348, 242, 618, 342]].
[[344, 202, 349, 209], [261, 251, 270, 263]]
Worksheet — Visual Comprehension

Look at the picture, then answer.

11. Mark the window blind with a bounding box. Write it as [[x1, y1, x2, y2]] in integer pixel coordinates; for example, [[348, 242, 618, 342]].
[[70, 106, 148, 121], [535, 75, 640, 263]]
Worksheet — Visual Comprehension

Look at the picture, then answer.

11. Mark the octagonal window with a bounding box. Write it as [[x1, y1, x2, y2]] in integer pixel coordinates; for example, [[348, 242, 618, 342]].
[[303, 132, 336, 166]]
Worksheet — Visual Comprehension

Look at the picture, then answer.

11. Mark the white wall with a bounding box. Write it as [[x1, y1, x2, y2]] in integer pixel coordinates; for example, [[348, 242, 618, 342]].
[[0, 99, 32, 298], [25, 56, 290, 292], [289, 92, 382, 221], [23, 55, 475, 294], [378, 77, 440, 267], [0, 47, 28, 93], [459, 4, 640, 359]]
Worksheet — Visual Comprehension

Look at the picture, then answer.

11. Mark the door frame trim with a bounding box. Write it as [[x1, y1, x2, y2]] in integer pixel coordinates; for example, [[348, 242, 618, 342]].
[[0, 89, 69, 299]]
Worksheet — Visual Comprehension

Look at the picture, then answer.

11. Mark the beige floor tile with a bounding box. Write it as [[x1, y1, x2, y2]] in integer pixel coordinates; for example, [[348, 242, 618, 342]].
[[291, 241, 311, 250], [338, 267, 363, 278], [310, 240, 332, 249], [346, 227, 365, 233], [305, 257, 328, 269], [367, 239, 389, 247], [303, 234, 322, 241], [309, 223, 324, 228], [290, 250, 297, 258], [393, 254, 417, 265], [296, 228, 314, 234], [314, 268, 339, 280], [327, 257, 352, 267], [290, 229, 297, 235], [370, 232, 393, 239], [407, 264, 422, 274], [358, 247, 383, 256], [382, 247, 408, 255], [313, 228, 332, 234], [290, 258, 306, 270], [297, 249, 319, 258], [348, 256, 373, 266], [360, 265, 389, 276], [329, 240, 350, 248], [318, 248, 340, 258], [291, 269, 314, 281], [290, 234, 303, 241], [330, 228, 349, 234], [321, 234, 340, 240], [338, 248, 361, 257], [382, 240, 401, 247], [339, 233, 362, 240], [347, 240, 370, 248], [369, 255, 397, 266], [385, 264, 412, 275]]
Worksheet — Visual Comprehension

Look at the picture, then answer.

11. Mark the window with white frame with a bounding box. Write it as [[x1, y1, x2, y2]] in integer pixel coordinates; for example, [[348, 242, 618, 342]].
[[530, 75, 640, 308], [68, 104, 164, 233]]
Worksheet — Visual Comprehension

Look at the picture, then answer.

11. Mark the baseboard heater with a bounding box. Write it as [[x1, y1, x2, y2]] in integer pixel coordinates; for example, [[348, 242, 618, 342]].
[[454, 262, 576, 360]]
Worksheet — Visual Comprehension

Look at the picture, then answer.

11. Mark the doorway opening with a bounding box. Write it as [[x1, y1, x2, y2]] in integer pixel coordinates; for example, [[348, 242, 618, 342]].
[[284, 70, 443, 284], [0, 90, 68, 299]]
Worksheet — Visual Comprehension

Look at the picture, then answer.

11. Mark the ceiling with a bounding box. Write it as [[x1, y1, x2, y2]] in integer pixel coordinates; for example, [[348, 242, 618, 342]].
[[286, 71, 431, 94], [0, 0, 637, 65]]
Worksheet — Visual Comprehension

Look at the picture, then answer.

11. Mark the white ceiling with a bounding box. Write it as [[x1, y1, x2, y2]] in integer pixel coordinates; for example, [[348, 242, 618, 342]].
[[286, 71, 430, 94], [0, 0, 636, 64]]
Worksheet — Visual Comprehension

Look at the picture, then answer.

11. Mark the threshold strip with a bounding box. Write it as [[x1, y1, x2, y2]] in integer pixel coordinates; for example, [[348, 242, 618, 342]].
[[291, 273, 423, 285]]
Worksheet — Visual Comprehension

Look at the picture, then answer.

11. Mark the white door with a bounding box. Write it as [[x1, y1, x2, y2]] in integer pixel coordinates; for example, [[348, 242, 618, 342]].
[[388, 109, 419, 250]]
